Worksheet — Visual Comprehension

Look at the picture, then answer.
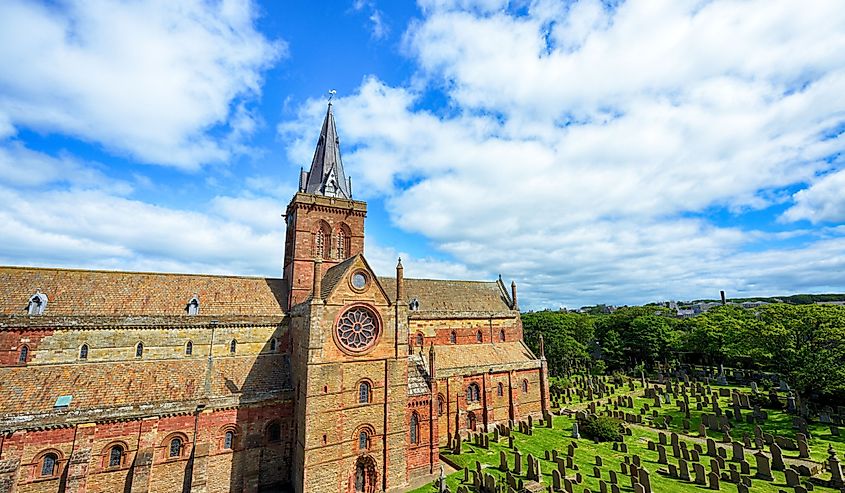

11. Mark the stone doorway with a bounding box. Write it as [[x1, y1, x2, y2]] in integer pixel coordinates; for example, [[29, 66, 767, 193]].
[[354, 455, 377, 493]]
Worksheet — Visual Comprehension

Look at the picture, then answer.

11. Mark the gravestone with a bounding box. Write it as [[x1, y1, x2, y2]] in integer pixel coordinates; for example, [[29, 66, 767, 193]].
[[708, 471, 719, 490], [769, 443, 785, 471], [693, 463, 706, 485], [754, 452, 773, 481]]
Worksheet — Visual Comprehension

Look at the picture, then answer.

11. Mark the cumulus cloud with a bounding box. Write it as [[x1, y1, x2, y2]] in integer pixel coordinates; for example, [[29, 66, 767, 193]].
[[280, 0, 845, 307], [0, 0, 283, 169]]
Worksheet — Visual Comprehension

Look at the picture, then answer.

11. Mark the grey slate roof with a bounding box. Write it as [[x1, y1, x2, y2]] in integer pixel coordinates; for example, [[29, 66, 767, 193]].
[[408, 353, 431, 396], [302, 103, 352, 199], [378, 277, 514, 314]]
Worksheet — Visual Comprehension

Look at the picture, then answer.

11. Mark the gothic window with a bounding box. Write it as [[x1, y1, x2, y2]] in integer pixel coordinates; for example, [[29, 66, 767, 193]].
[[437, 394, 445, 416], [499, 329, 506, 342], [169, 438, 182, 458], [415, 333, 423, 348], [40, 453, 58, 477], [267, 422, 281, 443], [187, 295, 200, 316], [359, 381, 371, 404], [224, 431, 235, 450], [467, 383, 480, 403], [335, 306, 380, 353], [410, 412, 419, 444], [135, 342, 144, 358], [27, 291, 47, 315], [18, 345, 28, 363], [315, 230, 325, 258], [79, 344, 89, 360], [336, 230, 346, 259], [229, 340, 237, 354], [522, 379, 529, 393], [108, 445, 123, 467], [185, 341, 193, 356], [358, 431, 368, 451], [270, 338, 277, 352], [449, 331, 456, 344], [497, 382, 504, 396], [476, 330, 483, 343]]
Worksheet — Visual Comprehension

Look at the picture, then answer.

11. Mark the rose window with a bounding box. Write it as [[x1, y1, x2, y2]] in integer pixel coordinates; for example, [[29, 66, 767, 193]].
[[336, 307, 379, 352]]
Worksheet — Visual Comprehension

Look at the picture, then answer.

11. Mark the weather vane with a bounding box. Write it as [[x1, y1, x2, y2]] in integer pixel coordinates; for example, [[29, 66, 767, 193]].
[[328, 89, 337, 102]]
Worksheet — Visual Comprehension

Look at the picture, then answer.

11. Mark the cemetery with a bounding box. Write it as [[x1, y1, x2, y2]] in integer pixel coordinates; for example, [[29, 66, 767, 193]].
[[411, 369, 845, 493]]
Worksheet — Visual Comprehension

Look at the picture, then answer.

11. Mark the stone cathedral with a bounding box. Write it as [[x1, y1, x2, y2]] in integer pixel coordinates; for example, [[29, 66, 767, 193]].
[[0, 103, 549, 493]]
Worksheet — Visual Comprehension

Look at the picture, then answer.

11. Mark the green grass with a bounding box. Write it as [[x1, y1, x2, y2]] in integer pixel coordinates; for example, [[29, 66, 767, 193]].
[[408, 381, 844, 493]]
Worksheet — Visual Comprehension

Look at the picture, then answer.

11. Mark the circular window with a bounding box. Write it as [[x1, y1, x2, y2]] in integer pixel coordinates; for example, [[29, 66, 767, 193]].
[[351, 271, 368, 290], [336, 306, 380, 353]]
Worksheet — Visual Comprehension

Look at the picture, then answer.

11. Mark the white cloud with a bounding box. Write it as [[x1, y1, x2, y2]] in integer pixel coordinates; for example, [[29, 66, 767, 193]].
[[352, 0, 390, 40], [0, 0, 283, 169], [783, 168, 845, 224], [280, 0, 845, 307]]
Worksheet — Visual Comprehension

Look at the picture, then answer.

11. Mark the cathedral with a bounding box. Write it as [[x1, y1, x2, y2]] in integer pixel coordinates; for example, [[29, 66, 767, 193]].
[[0, 103, 549, 493]]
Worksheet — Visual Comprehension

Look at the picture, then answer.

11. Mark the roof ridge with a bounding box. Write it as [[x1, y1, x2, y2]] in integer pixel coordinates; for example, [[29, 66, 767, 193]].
[[377, 275, 498, 284], [0, 265, 281, 281]]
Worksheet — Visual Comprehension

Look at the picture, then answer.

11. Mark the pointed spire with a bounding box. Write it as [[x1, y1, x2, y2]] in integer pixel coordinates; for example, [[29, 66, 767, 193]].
[[303, 101, 352, 199]]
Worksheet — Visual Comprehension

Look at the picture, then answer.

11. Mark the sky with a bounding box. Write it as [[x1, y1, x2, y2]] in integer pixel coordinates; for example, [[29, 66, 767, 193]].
[[1, 0, 844, 310]]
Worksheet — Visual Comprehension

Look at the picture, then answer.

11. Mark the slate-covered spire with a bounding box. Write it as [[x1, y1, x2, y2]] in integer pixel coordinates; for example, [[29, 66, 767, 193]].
[[301, 102, 352, 199]]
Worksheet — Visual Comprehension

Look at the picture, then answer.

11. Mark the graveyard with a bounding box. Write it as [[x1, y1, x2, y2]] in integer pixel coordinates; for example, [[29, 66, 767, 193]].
[[410, 371, 845, 493]]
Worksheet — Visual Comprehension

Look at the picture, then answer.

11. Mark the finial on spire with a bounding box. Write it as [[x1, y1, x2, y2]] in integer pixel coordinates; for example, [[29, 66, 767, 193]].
[[328, 89, 337, 103]]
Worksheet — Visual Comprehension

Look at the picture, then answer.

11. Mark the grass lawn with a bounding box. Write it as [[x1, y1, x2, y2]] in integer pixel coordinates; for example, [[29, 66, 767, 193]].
[[408, 381, 844, 492]]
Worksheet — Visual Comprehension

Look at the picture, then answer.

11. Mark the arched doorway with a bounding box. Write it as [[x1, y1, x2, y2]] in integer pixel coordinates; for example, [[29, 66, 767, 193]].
[[354, 455, 377, 493]]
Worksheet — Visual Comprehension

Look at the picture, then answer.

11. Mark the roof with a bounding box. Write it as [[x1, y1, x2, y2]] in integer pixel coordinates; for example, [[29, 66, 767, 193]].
[[378, 277, 514, 314], [302, 102, 351, 199], [0, 266, 286, 317], [408, 353, 430, 396], [434, 341, 540, 377], [320, 256, 359, 300], [0, 353, 291, 428]]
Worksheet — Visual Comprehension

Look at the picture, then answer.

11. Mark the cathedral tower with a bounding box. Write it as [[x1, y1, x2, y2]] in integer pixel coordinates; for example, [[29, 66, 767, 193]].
[[282, 102, 367, 308]]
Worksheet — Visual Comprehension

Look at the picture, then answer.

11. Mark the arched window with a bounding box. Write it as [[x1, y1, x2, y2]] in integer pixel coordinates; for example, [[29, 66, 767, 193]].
[[229, 340, 237, 354], [185, 341, 193, 356], [27, 291, 47, 315], [18, 345, 28, 363], [187, 295, 200, 316], [359, 381, 371, 404], [224, 431, 235, 450], [358, 431, 369, 451], [168, 438, 182, 458], [270, 338, 277, 352], [267, 421, 281, 443], [415, 333, 423, 348], [497, 382, 504, 396], [108, 445, 123, 467], [437, 395, 445, 416], [40, 452, 58, 477], [410, 412, 419, 444], [336, 229, 346, 259], [522, 379, 529, 393], [499, 329, 506, 342], [79, 344, 89, 360], [476, 330, 483, 343], [467, 383, 480, 403], [449, 331, 456, 344], [135, 342, 144, 358]]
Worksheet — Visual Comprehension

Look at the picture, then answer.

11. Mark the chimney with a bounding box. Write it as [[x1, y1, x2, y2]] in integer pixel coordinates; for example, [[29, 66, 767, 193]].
[[720, 290, 726, 305], [511, 281, 518, 311], [312, 256, 323, 301], [396, 258, 404, 304]]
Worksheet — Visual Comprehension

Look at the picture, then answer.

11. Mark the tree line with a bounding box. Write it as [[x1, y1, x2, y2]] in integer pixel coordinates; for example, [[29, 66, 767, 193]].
[[522, 304, 845, 404]]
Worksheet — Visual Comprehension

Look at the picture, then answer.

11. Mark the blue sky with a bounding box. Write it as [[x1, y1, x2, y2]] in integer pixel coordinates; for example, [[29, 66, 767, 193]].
[[1, 0, 844, 309]]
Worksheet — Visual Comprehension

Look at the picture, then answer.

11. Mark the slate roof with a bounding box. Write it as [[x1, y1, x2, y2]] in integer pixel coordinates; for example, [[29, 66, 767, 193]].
[[320, 256, 359, 300], [303, 102, 351, 199], [434, 341, 540, 377], [408, 353, 430, 396], [0, 354, 291, 428], [0, 266, 286, 317], [378, 277, 514, 314]]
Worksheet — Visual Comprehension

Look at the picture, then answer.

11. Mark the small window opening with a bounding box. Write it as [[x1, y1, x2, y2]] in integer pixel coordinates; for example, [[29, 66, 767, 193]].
[[224, 431, 234, 450], [18, 345, 28, 364], [40, 453, 58, 477], [497, 382, 504, 396], [169, 438, 182, 458], [410, 412, 419, 444], [476, 330, 483, 343], [270, 338, 277, 352], [449, 331, 456, 344], [499, 329, 506, 342], [187, 295, 200, 316], [79, 344, 89, 360], [267, 422, 281, 443], [358, 431, 368, 451], [135, 342, 144, 358], [522, 379, 529, 393], [108, 446, 123, 467], [359, 382, 371, 404], [229, 340, 237, 354]]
